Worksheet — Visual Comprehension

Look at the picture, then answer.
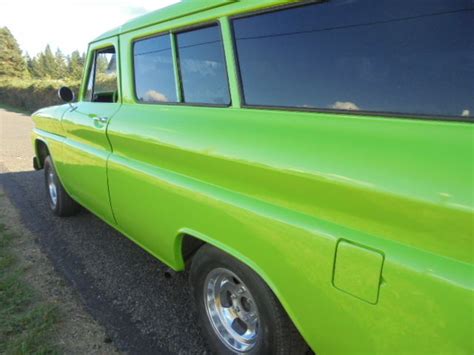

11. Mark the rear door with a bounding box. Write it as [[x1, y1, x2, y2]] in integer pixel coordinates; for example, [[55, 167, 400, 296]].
[[106, 23, 232, 265], [59, 38, 121, 223]]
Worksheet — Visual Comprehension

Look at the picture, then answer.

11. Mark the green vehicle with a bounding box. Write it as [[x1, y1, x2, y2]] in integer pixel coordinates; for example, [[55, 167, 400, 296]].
[[31, 0, 473, 353]]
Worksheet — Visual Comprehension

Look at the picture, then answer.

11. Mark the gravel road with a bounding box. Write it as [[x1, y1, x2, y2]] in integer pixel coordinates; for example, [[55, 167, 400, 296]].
[[0, 107, 208, 354]]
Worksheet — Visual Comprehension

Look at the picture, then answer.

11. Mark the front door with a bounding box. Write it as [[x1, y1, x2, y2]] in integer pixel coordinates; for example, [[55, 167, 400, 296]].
[[59, 39, 121, 224]]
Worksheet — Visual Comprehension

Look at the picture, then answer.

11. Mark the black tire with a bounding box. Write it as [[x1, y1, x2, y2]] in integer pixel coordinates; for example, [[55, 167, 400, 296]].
[[43, 156, 79, 217], [190, 244, 309, 355]]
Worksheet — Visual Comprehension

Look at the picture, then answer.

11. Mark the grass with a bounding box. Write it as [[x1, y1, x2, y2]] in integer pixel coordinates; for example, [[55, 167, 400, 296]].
[[0, 222, 59, 354]]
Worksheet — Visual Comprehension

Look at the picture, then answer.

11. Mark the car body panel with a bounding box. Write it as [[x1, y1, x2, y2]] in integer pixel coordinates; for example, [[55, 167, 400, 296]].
[[105, 102, 473, 353], [31, 0, 474, 353], [58, 38, 121, 224], [93, 0, 296, 43]]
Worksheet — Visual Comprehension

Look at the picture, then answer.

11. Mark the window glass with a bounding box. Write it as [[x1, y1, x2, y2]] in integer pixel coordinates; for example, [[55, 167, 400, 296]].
[[233, 0, 474, 118], [84, 58, 95, 101], [134, 34, 177, 103], [84, 47, 118, 103], [177, 25, 230, 105]]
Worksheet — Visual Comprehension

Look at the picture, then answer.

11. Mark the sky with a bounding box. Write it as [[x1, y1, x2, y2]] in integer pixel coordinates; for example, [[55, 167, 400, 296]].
[[0, 0, 180, 56]]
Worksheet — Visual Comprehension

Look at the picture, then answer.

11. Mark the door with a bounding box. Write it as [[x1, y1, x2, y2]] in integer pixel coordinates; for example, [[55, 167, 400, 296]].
[[59, 39, 121, 224]]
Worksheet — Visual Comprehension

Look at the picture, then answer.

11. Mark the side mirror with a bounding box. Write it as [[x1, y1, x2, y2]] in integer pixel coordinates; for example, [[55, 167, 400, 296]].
[[58, 86, 75, 103]]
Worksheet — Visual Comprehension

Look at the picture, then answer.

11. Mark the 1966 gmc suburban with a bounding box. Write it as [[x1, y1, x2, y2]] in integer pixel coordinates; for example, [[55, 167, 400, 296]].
[[31, 0, 473, 353]]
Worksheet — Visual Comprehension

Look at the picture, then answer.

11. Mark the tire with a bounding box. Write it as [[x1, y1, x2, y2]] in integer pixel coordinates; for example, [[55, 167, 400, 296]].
[[43, 156, 79, 217], [190, 244, 309, 354]]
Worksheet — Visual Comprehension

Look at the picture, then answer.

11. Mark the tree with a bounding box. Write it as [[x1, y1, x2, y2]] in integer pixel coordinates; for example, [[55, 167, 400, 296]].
[[37, 45, 58, 78], [55, 48, 67, 79], [67, 50, 85, 80], [0, 28, 85, 81], [23, 52, 34, 78], [0, 27, 28, 78], [26, 54, 44, 78]]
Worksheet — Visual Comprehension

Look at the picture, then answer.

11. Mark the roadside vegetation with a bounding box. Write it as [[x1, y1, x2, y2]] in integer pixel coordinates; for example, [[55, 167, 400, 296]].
[[0, 27, 84, 112], [0, 221, 59, 354], [0, 78, 80, 113]]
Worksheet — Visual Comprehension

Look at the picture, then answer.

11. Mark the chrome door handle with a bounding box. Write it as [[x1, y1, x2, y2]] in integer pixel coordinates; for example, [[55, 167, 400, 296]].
[[93, 116, 109, 123]]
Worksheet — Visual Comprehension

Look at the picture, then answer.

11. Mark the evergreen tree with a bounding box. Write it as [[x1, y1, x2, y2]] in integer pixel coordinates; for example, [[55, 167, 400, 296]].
[[67, 50, 85, 80], [29, 55, 44, 78], [55, 48, 67, 79], [23, 52, 33, 79], [37, 45, 57, 78], [0, 27, 28, 78], [0, 28, 85, 81], [96, 54, 109, 74]]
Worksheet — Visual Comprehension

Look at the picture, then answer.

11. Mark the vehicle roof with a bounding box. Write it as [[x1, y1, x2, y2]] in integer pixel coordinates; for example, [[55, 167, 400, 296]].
[[93, 0, 236, 42]]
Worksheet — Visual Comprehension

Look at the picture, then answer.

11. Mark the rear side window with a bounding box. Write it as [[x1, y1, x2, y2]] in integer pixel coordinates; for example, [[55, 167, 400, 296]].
[[176, 25, 230, 105], [134, 34, 177, 103], [233, 0, 474, 118], [85, 47, 118, 103]]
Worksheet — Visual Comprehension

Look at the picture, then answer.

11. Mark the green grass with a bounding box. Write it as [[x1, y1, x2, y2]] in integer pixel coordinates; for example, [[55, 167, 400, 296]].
[[0, 223, 59, 354]]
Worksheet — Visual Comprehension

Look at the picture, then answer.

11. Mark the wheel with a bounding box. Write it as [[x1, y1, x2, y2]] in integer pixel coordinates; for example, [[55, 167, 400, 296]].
[[43, 156, 79, 217], [190, 244, 309, 354]]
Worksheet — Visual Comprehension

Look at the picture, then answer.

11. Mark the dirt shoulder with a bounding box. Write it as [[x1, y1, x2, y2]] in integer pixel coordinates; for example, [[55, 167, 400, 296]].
[[0, 187, 119, 354], [1, 107, 207, 353]]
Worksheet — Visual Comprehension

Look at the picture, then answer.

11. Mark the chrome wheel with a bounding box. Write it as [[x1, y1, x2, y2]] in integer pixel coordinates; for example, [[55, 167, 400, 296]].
[[204, 268, 259, 352], [47, 170, 57, 208]]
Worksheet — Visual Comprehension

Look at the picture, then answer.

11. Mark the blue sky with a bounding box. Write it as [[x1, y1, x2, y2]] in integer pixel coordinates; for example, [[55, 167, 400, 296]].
[[0, 0, 180, 56]]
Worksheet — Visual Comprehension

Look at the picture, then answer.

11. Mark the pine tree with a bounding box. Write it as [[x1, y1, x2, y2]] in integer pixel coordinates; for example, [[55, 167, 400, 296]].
[[54, 48, 67, 79], [0, 27, 28, 78], [37, 45, 58, 79], [29, 55, 44, 78], [96, 54, 109, 74], [23, 52, 33, 78], [67, 50, 85, 80]]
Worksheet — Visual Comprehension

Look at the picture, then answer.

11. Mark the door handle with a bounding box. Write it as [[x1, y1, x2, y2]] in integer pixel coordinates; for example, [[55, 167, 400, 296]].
[[93, 116, 109, 124]]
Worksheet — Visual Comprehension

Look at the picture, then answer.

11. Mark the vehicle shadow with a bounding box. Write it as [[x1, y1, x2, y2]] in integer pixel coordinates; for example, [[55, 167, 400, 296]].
[[0, 168, 209, 354]]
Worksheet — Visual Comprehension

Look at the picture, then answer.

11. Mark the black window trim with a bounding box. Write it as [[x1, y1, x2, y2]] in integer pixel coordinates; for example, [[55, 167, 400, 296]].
[[230, 0, 473, 123], [131, 21, 232, 108]]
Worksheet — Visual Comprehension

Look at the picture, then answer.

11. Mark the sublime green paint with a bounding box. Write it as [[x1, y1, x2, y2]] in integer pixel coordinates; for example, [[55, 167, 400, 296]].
[[333, 241, 384, 305], [31, 0, 474, 353]]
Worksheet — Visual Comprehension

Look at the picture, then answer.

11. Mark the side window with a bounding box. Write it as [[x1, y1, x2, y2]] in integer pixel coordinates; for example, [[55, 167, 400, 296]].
[[232, 0, 473, 118], [84, 47, 118, 103], [84, 58, 95, 101], [134, 34, 177, 103], [176, 25, 230, 105]]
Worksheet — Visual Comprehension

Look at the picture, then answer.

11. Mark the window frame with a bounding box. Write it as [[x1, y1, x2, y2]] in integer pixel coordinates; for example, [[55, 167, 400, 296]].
[[82, 44, 120, 103], [83, 52, 96, 102], [132, 32, 179, 104], [131, 21, 232, 108], [230, 1, 473, 123]]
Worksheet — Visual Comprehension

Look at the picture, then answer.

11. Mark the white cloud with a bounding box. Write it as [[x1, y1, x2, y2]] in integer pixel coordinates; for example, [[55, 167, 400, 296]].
[[0, 0, 180, 56], [182, 59, 221, 77], [330, 101, 360, 111], [144, 90, 168, 102]]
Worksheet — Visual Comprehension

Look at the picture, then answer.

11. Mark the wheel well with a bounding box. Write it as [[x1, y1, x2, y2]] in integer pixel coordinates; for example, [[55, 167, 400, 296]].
[[35, 140, 50, 169], [180, 235, 313, 352], [181, 234, 206, 268]]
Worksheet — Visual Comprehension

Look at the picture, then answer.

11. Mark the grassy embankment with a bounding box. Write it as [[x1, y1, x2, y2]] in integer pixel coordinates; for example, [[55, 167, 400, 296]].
[[0, 78, 80, 113], [0, 219, 59, 353]]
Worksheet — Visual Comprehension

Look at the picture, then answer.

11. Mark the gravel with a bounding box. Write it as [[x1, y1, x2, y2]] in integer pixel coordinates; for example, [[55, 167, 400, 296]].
[[0, 108, 209, 354]]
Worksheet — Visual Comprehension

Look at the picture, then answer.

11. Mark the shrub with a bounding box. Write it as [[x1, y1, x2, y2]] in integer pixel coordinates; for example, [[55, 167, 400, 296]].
[[0, 78, 81, 113]]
